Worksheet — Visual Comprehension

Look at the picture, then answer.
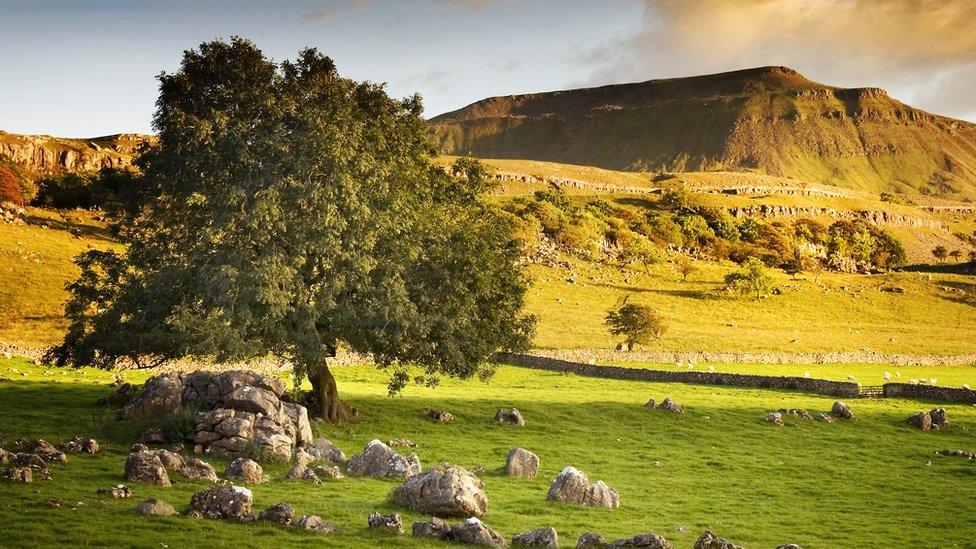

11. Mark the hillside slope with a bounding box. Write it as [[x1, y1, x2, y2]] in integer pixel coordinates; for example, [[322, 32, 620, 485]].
[[431, 66, 976, 201], [0, 131, 151, 173]]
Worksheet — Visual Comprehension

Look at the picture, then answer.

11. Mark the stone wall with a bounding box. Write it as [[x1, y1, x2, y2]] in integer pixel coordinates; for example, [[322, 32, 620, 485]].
[[497, 353, 861, 398], [529, 348, 976, 367], [883, 383, 976, 404]]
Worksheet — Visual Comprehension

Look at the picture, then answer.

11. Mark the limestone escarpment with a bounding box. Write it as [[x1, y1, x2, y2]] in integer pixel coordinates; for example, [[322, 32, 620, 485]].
[[0, 131, 152, 173]]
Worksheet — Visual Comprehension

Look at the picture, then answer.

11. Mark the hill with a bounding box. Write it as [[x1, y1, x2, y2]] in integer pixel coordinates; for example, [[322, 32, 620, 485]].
[[430, 66, 976, 201], [0, 131, 151, 173]]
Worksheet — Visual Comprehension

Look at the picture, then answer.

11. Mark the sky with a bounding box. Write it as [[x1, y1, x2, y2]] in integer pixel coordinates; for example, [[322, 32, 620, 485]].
[[1, 0, 974, 137]]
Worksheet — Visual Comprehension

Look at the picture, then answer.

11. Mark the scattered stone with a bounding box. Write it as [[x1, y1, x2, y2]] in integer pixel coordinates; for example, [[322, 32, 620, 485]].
[[495, 408, 525, 426], [693, 530, 741, 549], [908, 411, 932, 430], [608, 532, 673, 548], [138, 427, 167, 445], [293, 447, 316, 468], [815, 413, 834, 423], [413, 517, 451, 539], [505, 447, 540, 477], [97, 484, 132, 498], [2, 466, 32, 483], [831, 401, 854, 420], [224, 457, 269, 484], [180, 458, 219, 482], [936, 449, 976, 460], [61, 436, 99, 454], [388, 438, 416, 448], [676, 526, 691, 534], [512, 526, 558, 546], [259, 502, 295, 525], [392, 465, 488, 518], [546, 466, 619, 508], [367, 512, 404, 535], [448, 517, 507, 546], [129, 443, 148, 453], [428, 409, 455, 422], [0, 448, 11, 463], [577, 532, 607, 547], [295, 514, 338, 534], [286, 464, 321, 484], [153, 449, 185, 471], [124, 451, 171, 487], [303, 438, 347, 463], [645, 398, 656, 409], [186, 485, 254, 521], [313, 464, 345, 480], [763, 412, 784, 426], [659, 398, 684, 414], [347, 439, 421, 478], [929, 408, 949, 429], [134, 498, 178, 517], [780, 408, 813, 419], [775, 545, 803, 549]]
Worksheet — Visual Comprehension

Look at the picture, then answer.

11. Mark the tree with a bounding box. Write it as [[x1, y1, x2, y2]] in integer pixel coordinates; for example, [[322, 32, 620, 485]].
[[948, 249, 962, 262], [932, 245, 948, 263], [620, 235, 663, 274], [0, 165, 24, 206], [46, 38, 534, 422], [725, 257, 775, 300], [675, 255, 698, 281], [604, 303, 667, 348]]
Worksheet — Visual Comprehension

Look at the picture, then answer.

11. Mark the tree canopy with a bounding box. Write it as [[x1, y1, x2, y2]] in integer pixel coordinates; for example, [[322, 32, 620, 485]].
[[47, 38, 535, 421]]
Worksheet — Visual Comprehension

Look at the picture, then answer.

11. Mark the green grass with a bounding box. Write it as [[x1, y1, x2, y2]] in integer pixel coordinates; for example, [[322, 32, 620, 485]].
[[2, 357, 976, 547]]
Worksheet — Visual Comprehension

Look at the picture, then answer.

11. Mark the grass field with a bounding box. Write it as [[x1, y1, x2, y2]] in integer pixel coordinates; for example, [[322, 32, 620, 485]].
[[3, 356, 976, 548]]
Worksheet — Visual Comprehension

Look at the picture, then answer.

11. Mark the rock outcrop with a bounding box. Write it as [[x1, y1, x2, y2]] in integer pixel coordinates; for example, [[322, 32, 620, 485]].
[[391, 466, 488, 518], [831, 401, 854, 420], [546, 466, 619, 508], [909, 408, 949, 430], [0, 131, 151, 173]]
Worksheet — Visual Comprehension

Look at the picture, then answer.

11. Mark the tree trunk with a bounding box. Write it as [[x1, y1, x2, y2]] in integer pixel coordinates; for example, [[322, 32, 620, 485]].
[[309, 359, 357, 423]]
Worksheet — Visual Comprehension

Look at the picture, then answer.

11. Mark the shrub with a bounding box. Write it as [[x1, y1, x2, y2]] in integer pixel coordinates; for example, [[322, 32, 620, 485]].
[[620, 235, 663, 273], [674, 254, 698, 281], [932, 245, 948, 263], [604, 303, 667, 348], [724, 257, 775, 300], [0, 165, 24, 206]]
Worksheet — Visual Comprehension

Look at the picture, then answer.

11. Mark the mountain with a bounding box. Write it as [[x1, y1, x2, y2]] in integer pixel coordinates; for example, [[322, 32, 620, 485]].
[[0, 131, 152, 173], [430, 66, 976, 200]]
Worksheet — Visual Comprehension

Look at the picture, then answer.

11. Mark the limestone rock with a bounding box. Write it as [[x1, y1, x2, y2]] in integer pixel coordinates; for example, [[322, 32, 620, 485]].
[[577, 532, 607, 547], [97, 484, 132, 498], [547, 466, 619, 508], [224, 458, 269, 484], [908, 411, 932, 430], [180, 458, 219, 482], [135, 498, 178, 517], [413, 517, 451, 539], [187, 485, 254, 521], [660, 398, 684, 414], [608, 532, 673, 548], [304, 438, 347, 463], [61, 436, 99, 454], [153, 449, 185, 471], [775, 545, 803, 549], [293, 447, 316, 468], [296, 514, 338, 534], [764, 412, 784, 426], [347, 439, 421, 478], [121, 373, 183, 419], [367, 512, 404, 535], [645, 399, 656, 409], [448, 517, 507, 546], [693, 531, 741, 549], [281, 402, 313, 446], [125, 451, 171, 487], [139, 427, 167, 444], [391, 466, 488, 518], [259, 502, 294, 525], [505, 447, 539, 477], [495, 408, 525, 426], [313, 464, 345, 480], [0, 448, 11, 464], [780, 408, 813, 419], [2, 466, 32, 483], [428, 409, 455, 422], [286, 464, 321, 483], [512, 526, 558, 546], [831, 401, 854, 420], [226, 386, 280, 417], [815, 412, 834, 423], [929, 408, 949, 429]]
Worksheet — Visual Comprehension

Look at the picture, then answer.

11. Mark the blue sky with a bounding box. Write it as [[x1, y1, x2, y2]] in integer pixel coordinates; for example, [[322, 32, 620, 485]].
[[1, 0, 974, 136]]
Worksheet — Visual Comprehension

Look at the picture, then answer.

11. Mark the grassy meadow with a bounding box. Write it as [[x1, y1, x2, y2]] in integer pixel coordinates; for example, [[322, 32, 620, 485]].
[[3, 357, 976, 548]]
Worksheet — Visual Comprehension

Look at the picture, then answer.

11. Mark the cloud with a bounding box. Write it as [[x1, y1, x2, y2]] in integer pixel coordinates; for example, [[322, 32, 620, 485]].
[[303, 0, 376, 21], [578, 0, 976, 120]]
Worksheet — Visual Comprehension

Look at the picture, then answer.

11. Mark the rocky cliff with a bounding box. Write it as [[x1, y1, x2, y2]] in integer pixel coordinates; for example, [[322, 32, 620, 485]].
[[0, 131, 152, 173]]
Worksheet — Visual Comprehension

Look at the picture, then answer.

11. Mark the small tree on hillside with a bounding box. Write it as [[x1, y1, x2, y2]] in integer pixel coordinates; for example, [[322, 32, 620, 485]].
[[932, 245, 948, 263], [621, 235, 663, 274], [725, 257, 775, 300], [0, 165, 24, 206], [604, 303, 667, 348], [675, 255, 698, 281], [948, 249, 962, 262]]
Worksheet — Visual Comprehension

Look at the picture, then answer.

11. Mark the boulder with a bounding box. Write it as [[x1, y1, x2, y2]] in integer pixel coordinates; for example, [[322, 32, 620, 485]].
[[259, 502, 295, 525], [392, 466, 488, 518], [368, 512, 404, 535], [505, 447, 539, 477], [134, 498, 178, 517], [546, 466, 619, 508], [296, 514, 338, 534], [61, 436, 99, 454], [281, 402, 313, 446], [180, 458, 219, 482], [645, 399, 656, 409], [304, 438, 347, 463], [121, 373, 183, 419], [908, 411, 932, 430], [447, 517, 507, 546], [495, 408, 525, 426], [929, 408, 949, 429], [187, 485, 254, 521], [577, 532, 607, 547], [428, 409, 455, 422], [660, 398, 684, 414], [153, 449, 185, 471], [347, 439, 421, 478], [763, 412, 784, 426], [125, 451, 171, 487], [512, 526, 558, 547], [2, 466, 32, 483], [831, 401, 854, 420], [224, 458, 269, 484], [815, 412, 834, 423], [313, 464, 345, 480], [139, 427, 167, 444], [293, 447, 316, 468], [225, 386, 280, 417], [413, 517, 451, 539], [693, 531, 741, 549], [608, 533, 673, 548], [286, 464, 321, 484], [97, 484, 132, 498], [0, 448, 11, 464]]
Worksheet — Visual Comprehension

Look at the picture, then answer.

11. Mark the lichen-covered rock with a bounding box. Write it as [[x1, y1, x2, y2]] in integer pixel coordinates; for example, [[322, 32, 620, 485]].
[[97, 484, 132, 498], [448, 517, 507, 546], [577, 532, 607, 547], [347, 439, 421, 478], [293, 447, 316, 468], [153, 449, 184, 471], [180, 458, 219, 482], [368, 512, 404, 535], [763, 412, 784, 426], [296, 514, 338, 534], [61, 436, 99, 454], [125, 451, 171, 487], [134, 498, 177, 517], [660, 398, 684, 414], [313, 464, 345, 480], [304, 438, 347, 463], [495, 408, 525, 426], [224, 458, 269, 484], [693, 530, 741, 549], [286, 464, 321, 483], [281, 402, 313, 446], [121, 373, 183, 419], [512, 526, 558, 547], [259, 502, 294, 525], [608, 532, 673, 548], [428, 409, 455, 422], [547, 466, 619, 508], [187, 485, 254, 521], [413, 517, 451, 539], [505, 447, 539, 477], [831, 401, 854, 420], [2, 466, 32, 483], [392, 466, 488, 518]]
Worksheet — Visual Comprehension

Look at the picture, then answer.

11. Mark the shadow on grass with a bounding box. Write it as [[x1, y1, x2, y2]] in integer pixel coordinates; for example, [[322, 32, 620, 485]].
[[900, 262, 976, 275], [25, 213, 115, 243]]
